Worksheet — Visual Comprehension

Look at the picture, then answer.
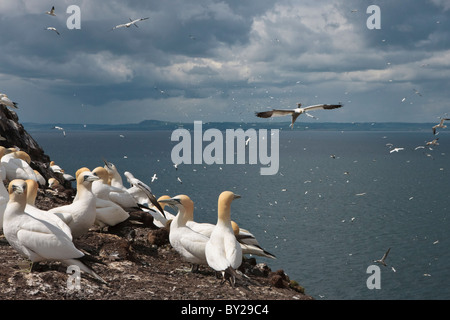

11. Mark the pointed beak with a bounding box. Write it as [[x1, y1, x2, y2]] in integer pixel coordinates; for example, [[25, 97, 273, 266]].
[[233, 194, 241, 200], [84, 174, 100, 182]]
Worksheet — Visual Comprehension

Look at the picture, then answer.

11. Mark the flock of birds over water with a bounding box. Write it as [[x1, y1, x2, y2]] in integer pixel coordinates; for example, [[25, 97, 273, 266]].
[[2, 81, 450, 287]]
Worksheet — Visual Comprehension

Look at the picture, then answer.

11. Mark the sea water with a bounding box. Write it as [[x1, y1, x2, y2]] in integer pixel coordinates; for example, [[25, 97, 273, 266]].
[[29, 128, 450, 300]]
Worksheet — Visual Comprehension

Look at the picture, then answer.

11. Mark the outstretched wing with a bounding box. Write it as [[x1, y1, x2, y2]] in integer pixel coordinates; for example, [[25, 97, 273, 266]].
[[255, 109, 295, 118], [302, 104, 343, 112]]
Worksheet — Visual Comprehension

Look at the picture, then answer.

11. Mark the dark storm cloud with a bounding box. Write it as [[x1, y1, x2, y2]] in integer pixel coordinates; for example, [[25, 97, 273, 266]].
[[0, 0, 449, 124]]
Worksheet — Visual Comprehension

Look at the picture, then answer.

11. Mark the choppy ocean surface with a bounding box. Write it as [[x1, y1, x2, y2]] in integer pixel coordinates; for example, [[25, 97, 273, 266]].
[[29, 128, 450, 300]]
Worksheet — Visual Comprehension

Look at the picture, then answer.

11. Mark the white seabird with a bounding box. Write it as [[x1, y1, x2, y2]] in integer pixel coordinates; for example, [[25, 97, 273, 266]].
[[46, 6, 56, 16], [2, 179, 104, 282], [1, 150, 38, 181], [255, 103, 343, 128], [425, 138, 439, 147], [91, 167, 139, 211], [159, 195, 209, 272], [47, 171, 99, 238], [0, 93, 18, 109], [389, 147, 404, 153], [102, 159, 126, 190], [432, 118, 450, 135], [24, 179, 72, 236], [45, 27, 60, 35], [374, 248, 390, 266], [111, 17, 150, 30], [52, 126, 66, 136], [205, 191, 243, 287]]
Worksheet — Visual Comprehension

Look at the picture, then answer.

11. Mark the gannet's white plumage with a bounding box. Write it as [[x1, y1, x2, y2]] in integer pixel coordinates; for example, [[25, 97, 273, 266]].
[[24, 179, 72, 238], [47, 171, 99, 238], [33, 170, 46, 186], [88, 162, 129, 227], [231, 221, 276, 259], [1, 150, 38, 181], [255, 103, 343, 128], [91, 167, 139, 211], [205, 191, 242, 287], [159, 195, 209, 272], [0, 93, 18, 109], [2, 179, 104, 282]]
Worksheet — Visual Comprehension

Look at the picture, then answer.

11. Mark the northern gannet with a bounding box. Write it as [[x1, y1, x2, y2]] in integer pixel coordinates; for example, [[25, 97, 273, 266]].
[[1, 150, 38, 181], [33, 170, 46, 186], [0, 93, 18, 109], [48, 171, 99, 238], [255, 103, 343, 128], [432, 118, 450, 135], [91, 167, 139, 211], [45, 27, 60, 35], [205, 191, 242, 287], [389, 147, 404, 153], [159, 195, 209, 272], [426, 138, 439, 147], [46, 6, 56, 16], [3, 179, 104, 282], [231, 221, 276, 259], [102, 159, 125, 190], [374, 248, 391, 266], [111, 17, 149, 30], [24, 179, 72, 237], [52, 126, 66, 136]]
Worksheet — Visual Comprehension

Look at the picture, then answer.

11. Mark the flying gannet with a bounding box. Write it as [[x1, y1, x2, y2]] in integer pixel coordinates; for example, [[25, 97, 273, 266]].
[[0, 93, 18, 109], [48, 171, 99, 238], [205, 191, 243, 287], [159, 195, 209, 272], [3, 179, 105, 282], [426, 138, 439, 147], [111, 17, 150, 30], [255, 103, 343, 128], [45, 27, 60, 35], [46, 6, 56, 16], [374, 248, 391, 266], [432, 118, 450, 135], [52, 126, 66, 136]]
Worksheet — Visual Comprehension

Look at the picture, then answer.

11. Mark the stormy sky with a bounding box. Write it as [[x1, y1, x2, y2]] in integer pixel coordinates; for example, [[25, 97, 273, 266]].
[[0, 0, 449, 125]]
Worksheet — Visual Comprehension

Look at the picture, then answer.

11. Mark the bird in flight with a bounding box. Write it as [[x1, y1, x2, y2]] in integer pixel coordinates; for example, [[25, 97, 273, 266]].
[[374, 248, 390, 266], [52, 126, 66, 137], [432, 118, 450, 135], [45, 27, 60, 35], [46, 6, 56, 16], [255, 103, 343, 128], [111, 17, 150, 30]]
